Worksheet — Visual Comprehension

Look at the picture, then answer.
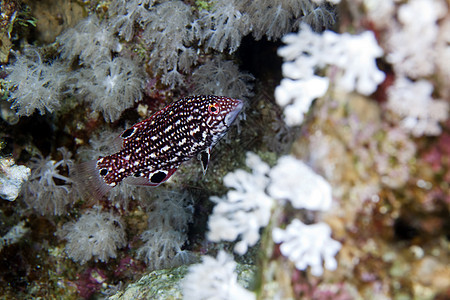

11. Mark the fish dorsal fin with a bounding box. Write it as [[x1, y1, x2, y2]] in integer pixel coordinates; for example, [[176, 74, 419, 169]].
[[198, 148, 211, 175], [123, 168, 177, 186], [112, 104, 173, 152]]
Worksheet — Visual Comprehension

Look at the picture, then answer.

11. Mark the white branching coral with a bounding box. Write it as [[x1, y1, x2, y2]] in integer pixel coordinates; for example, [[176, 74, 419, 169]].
[[57, 208, 127, 264], [275, 76, 329, 126], [364, 0, 395, 28], [277, 25, 324, 79], [207, 152, 273, 255], [322, 30, 385, 95], [267, 155, 332, 211], [272, 219, 341, 276], [275, 25, 385, 126], [387, 77, 449, 137], [385, 0, 447, 79], [274, 24, 328, 127], [182, 250, 255, 300], [0, 157, 30, 201], [208, 152, 341, 276], [208, 152, 336, 257]]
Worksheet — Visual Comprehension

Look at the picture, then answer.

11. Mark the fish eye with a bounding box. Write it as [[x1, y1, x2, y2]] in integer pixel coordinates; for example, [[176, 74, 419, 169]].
[[208, 103, 220, 114]]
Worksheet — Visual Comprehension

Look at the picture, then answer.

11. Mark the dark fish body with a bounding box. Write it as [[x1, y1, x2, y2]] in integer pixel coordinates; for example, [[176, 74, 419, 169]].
[[77, 95, 243, 198]]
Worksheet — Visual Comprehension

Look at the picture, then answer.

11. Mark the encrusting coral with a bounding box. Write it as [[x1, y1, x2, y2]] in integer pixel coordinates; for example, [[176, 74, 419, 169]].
[[0, 157, 30, 201]]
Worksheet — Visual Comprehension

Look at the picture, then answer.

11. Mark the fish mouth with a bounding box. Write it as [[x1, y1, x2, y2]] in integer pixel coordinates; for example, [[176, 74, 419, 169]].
[[224, 99, 244, 126]]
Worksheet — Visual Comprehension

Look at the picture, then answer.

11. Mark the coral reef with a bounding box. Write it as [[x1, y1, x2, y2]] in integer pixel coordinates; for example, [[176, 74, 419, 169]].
[[136, 189, 196, 271], [275, 24, 385, 126], [0, 0, 449, 299], [183, 250, 255, 300], [387, 77, 448, 136], [56, 208, 127, 264], [140, 1, 198, 87], [272, 219, 341, 276], [207, 152, 274, 255], [6, 47, 69, 116], [57, 15, 121, 65], [191, 57, 255, 100], [22, 147, 76, 215], [197, 0, 251, 53], [73, 56, 146, 122]]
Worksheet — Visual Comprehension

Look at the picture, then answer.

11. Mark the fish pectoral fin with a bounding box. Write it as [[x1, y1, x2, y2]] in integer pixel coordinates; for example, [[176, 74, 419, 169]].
[[123, 168, 177, 186], [198, 148, 211, 175]]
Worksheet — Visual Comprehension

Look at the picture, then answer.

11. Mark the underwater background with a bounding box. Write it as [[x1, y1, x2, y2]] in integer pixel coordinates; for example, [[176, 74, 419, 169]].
[[0, 0, 449, 299]]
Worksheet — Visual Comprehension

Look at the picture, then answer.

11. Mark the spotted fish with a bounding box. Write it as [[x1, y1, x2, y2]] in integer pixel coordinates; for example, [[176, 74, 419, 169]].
[[76, 95, 243, 198]]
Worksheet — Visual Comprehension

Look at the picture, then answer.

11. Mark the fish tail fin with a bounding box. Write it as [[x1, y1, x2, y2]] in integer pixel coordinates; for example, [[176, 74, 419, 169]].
[[73, 160, 113, 201]]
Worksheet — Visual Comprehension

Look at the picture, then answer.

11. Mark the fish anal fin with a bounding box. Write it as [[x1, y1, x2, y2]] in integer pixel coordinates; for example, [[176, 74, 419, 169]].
[[124, 168, 177, 186], [123, 176, 155, 186]]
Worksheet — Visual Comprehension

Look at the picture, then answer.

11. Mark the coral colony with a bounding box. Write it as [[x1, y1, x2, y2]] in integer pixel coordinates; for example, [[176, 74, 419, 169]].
[[0, 0, 449, 299]]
